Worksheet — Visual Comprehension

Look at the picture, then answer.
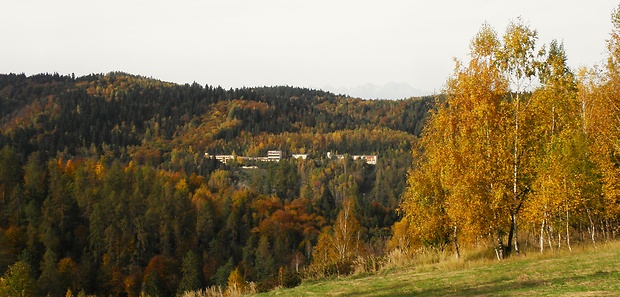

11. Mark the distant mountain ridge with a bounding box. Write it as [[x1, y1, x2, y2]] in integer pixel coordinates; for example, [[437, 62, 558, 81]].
[[322, 82, 430, 100], [0, 72, 434, 160]]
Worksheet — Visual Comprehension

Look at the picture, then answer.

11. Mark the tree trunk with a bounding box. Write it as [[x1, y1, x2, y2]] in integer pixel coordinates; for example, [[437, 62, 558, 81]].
[[546, 224, 553, 252], [513, 215, 520, 254], [506, 213, 519, 257], [606, 219, 611, 241], [539, 218, 545, 253], [506, 215, 513, 256], [495, 232, 504, 260], [587, 208, 596, 245], [453, 225, 460, 260], [566, 209, 572, 252], [512, 95, 520, 256]]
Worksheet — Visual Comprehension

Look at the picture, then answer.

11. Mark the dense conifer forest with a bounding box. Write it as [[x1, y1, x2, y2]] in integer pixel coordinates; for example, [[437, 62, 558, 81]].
[[0, 72, 431, 296]]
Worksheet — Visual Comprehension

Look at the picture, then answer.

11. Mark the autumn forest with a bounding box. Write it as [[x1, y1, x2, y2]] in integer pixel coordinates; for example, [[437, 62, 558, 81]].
[[3, 5, 620, 297]]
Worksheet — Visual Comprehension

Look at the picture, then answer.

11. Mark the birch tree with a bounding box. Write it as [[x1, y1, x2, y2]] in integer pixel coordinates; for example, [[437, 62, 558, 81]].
[[310, 198, 362, 275], [495, 19, 540, 256], [398, 6, 620, 259], [578, 5, 620, 239], [401, 24, 513, 258], [526, 40, 594, 252]]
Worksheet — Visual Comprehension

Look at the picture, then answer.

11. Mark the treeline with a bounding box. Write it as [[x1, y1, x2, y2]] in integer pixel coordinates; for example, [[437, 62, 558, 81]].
[[0, 72, 430, 163], [0, 70, 428, 295], [397, 9, 620, 260]]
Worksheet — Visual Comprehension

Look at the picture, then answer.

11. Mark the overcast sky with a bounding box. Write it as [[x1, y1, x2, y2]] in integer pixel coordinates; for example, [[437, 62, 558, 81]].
[[1, 1, 618, 98]]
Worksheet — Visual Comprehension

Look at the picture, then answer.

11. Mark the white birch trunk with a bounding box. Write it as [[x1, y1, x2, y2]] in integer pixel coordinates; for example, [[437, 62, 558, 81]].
[[566, 209, 572, 252], [540, 218, 545, 253]]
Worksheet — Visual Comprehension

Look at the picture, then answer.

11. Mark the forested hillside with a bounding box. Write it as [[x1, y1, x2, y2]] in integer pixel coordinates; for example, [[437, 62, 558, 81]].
[[0, 72, 431, 296]]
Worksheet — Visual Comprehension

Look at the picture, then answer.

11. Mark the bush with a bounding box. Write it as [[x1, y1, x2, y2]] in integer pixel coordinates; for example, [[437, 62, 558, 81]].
[[255, 267, 301, 293], [278, 267, 301, 288]]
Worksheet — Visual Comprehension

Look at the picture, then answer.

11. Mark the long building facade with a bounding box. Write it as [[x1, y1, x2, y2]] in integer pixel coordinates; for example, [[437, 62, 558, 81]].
[[206, 150, 378, 165]]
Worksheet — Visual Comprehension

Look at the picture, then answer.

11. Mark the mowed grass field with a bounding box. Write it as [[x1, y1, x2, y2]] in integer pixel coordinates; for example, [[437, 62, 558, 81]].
[[256, 241, 620, 296]]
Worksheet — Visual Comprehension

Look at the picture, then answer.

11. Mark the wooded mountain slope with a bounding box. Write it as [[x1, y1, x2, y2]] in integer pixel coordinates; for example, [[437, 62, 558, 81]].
[[0, 72, 430, 161], [0, 72, 431, 296]]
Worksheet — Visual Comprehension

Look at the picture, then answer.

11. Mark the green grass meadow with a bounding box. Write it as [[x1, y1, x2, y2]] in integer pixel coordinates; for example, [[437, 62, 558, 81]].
[[256, 242, 620, 296]]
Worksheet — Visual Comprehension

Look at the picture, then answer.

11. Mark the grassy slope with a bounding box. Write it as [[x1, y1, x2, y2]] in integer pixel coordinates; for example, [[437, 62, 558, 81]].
[[257, 242, 620, 296]]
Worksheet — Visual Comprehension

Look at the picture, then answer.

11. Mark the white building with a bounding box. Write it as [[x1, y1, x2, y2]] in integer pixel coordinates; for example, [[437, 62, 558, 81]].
[[327, 152, 378, 165], [205, 153, 236, 164], [217, 155, 236, 164], [292, 154, 308, 160], [208, 151, 281, 164], [360, 155, 377, 165], [268, 150, 282, 162]]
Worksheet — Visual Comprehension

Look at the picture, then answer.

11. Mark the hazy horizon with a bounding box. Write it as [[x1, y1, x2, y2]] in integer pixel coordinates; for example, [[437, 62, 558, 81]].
[[1, 1, 617, 99]]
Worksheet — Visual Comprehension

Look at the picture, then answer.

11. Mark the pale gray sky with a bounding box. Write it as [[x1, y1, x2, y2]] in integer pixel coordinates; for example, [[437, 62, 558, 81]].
[[1, 1, 617, 98]]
